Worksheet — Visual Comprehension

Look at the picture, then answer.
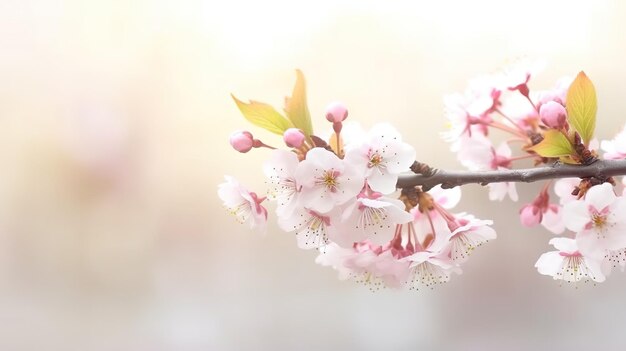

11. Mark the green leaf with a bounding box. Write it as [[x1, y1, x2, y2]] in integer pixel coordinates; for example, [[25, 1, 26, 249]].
[[231, 95, 294, 135], [284, 69, 314, 136], [565, 71, 597, 144], [528, 130, 575, 158]]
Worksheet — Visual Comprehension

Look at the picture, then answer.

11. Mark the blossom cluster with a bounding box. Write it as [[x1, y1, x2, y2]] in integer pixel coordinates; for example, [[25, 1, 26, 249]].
[[443, 61, 626, 284], [220, 64, 626, 289], [219, 82, 497, 290]]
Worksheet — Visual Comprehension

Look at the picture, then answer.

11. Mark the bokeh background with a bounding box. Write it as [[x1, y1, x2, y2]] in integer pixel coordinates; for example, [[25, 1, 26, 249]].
[[2, 0, 626, 350]]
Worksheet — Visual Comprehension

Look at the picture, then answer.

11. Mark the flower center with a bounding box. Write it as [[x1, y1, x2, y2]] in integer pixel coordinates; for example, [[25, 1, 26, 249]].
[[592, 213, 607, 228], [317, 169, 340, 192], [368, 153, 383, 168]]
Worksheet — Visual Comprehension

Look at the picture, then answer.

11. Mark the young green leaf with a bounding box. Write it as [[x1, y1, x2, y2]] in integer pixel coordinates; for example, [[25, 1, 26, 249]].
[[528, 130, 575, 158], [231, 95, 294, 135], [284, 69, 314, 136], [565, 71, 597, 144]]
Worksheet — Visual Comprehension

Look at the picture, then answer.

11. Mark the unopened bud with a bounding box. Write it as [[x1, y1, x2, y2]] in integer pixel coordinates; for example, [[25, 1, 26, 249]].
[[539, 101, 567, 129], [325, 102, 348, 123], [229, 130, 254, 153], [519, 204, 542, 227], [283, 128, 305, 148]]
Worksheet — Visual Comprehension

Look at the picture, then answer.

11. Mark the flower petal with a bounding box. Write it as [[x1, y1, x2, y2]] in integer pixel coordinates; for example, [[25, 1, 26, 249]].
[[562, 200, 590, 232], [585, 183, 616, 211]]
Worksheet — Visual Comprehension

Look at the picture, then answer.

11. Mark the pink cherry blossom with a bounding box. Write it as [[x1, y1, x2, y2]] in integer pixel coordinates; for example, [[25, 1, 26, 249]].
[[601, 124, 626, 160], [333, 191, 413, 247], [489, 145, 518, 202], [412, 186, 495, 264], [607, 248, 626, 272], [535, 237, 606, 283], [344, 123, 416, 194], [403, 229, 461, 289], [540, 204, 565, 235], [426, 184, 462, 210], [518, 187, 564, 234], [315, 242, 410, 290], [563, 183, 626, 257], [295, 147, 364, 213], [217, 176, 267, 232], [534, 76, 572, 111], [501, 59, 545, 94], [465, 142, 518, 202], [278, 206, 341, 250], [554, 178, 579, 205], [441, 93, 491, 148], [447, 214, 496, 263], [346, 244, 411, 290], [263, 149, 300, 217], [465, 75, 502, 117], [454, 138, 518, 202], [498, 95, 539, 131]]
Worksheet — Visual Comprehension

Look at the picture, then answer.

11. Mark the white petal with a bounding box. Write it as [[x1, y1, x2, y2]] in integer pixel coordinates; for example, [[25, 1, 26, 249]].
[[562, 200, 590, 232], [585, 183, 617, 211], [367, 171, 397, 194], [384, 200, 413, 224], [385, 142, 416, 174], [488, 183, 507, 201], [428, 185, 461, 209], [535, 251, 563, 277], [370, 123, 402, 140], [306, 147, 342, 168], [540, 207, 565, 235], [548, 237, 578, 253], [496, 142, 512, 158], [507, 183, 519, 202], [584, 256, 607, 282], [554, 178, 579, 205]]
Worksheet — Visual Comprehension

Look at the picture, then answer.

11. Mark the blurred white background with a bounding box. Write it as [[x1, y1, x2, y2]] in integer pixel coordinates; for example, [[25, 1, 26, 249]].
[[1, 0, 626, 350]]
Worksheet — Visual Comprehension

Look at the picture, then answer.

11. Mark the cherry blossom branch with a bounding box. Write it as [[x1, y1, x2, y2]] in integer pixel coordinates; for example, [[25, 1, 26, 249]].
[[397, 159, 626, 191]]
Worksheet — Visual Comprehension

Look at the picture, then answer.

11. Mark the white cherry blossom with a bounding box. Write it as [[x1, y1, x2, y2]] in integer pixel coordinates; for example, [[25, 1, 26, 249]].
[[278, 206, 341, 250], [295, 147, 364, 213], [554, 178, 579, 205], [535, 237, 606, 283], [403, 230, 461, 289], [563, 183, 626, 257], [448, 214, 496, 263], [601, 124, 626, 160], [217, 176, 268, 232], [316, 242, 410, 290], [333, 193, 413, 247], [263, 149, 300, 217], [345, 123, 416, 194]]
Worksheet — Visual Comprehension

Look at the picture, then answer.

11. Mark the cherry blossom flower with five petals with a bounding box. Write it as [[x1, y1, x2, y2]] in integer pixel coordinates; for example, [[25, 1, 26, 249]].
[[345, 123, 416, 194], [217, 176, 268, 232], [295, 147, 364, 213], [563, 183, 626, 258], [535, 237, 606, 283]]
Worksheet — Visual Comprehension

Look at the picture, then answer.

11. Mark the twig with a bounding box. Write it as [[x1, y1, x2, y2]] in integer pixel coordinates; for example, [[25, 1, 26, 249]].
[[397, 159, 626, 191]]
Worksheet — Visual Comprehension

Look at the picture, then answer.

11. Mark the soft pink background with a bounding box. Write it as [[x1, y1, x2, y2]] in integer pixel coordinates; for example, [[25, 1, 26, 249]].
[[1, 1, 626, 350]]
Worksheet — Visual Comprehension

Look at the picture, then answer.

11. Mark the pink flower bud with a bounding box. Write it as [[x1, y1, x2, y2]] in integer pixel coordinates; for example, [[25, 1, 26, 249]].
[[325, 102, 348, 123], [539, 101, 567, 129], [519, 204, 542, 227], [229, 130, 254, 153], [283, 128, 305, 148]]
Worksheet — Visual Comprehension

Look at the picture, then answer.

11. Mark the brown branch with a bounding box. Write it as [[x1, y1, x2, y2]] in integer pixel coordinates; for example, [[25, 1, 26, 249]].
[[397, 159, 626, 191]]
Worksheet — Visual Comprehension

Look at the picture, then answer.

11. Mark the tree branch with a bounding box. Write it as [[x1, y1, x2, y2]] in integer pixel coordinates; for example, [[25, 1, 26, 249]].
[[396, 159, 626, 190]]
